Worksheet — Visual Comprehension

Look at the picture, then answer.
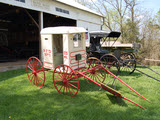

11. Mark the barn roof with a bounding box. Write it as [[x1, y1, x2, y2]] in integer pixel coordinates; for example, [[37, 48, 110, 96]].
[[41, 26, 87, 34], [55, 0, 102, 17]]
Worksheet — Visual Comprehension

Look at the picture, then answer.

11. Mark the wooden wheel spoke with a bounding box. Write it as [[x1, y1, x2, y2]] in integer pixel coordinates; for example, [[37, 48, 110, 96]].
[[28, 61, 34, 70], [31, 75, 35, 82], [57, 70, 64, 79], [68, 86, 73, 96], [27, 65, 33, 71], [66, 86, 68, 95], [54, 80, 63, 82], [37, 68, 44, 73], [37, 74, 44, 84], [58, 67, 62, 75], [30, 59, 34, 69], [28, 73, 34, 77], [69, 80, 78, 83], [68, 83, 78, 89], [63, 86, 66, 94], [96, 76, 102, 83], [36, 77, 38, 86], [31, 76, 35, 84], [36, 77, 41, 86], [67, 75, 77, 81], [37, 72, 44, 75], [68, 84, 76, 94], [58, 84, 64, 92], [66, 72, 73, 79], [36, 63, 40, 70], [56, 82, 63, 87], [54, 74, 63, 80], [87, 73, 92, 78], [62, 66, 66, 77], [96, 73, 104, 79], [27, 70, 33, 73]]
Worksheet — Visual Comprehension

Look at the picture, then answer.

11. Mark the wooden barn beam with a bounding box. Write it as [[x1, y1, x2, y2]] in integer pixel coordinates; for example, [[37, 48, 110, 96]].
[[24, 9, 40, 29]]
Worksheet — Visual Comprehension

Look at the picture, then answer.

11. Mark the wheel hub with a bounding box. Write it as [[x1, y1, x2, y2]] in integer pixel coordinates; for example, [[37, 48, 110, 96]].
[[32, 69, 37, 76], [63, 78, 68, 85], [91, 70, 96, 74]]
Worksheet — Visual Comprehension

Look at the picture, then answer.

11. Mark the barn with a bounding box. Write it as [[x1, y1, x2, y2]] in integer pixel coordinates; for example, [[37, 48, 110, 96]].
[[0, 0, 102, 62]]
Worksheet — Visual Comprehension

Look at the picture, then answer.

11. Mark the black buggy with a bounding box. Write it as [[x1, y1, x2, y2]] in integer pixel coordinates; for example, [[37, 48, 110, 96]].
[[87, 30, 136, 76]]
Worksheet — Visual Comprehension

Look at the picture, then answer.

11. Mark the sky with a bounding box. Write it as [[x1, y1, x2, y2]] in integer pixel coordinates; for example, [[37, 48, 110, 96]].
[[140, 0, 160, 14], [87, 0, 160, 15]]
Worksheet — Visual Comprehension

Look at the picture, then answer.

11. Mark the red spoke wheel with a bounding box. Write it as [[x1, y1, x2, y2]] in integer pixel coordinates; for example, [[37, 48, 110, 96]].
[[26, 57, 45, 87], [53, 64, 79, 97], [86, 57, 106, 83]]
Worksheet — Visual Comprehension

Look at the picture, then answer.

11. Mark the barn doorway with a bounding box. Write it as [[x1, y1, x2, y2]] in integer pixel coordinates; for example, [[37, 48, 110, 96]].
[[0, 3, 76, 62]]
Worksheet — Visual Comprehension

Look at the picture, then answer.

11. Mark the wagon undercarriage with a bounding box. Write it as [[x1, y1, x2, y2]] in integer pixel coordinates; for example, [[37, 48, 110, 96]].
[[26, 56, 150, 110]]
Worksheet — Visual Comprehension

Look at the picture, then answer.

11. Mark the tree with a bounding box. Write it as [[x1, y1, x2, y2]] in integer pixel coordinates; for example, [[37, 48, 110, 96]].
[[156, 9, 160, 27], [139, 11, 160, 64], [90, 0, 141, 43], [123, 0, 140, 43]]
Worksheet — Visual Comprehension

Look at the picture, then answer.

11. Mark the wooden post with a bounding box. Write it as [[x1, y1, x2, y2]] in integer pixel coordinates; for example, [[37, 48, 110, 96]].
[[39, 11, 43, 61]]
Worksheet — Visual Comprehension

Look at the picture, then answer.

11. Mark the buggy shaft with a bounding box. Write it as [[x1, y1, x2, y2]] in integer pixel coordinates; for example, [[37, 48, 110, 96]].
[[75, 70, 146, 110]]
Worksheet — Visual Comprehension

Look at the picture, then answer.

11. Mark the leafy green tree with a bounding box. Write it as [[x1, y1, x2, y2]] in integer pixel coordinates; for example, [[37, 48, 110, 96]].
[[156, 9, 160, 27]]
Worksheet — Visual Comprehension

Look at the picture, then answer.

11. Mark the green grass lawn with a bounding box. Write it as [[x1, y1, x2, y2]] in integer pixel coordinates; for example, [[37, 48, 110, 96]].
[[0, 65, 160, 120]]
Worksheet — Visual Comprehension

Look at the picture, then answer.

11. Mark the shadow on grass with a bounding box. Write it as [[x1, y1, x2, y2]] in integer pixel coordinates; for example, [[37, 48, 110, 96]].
[[106, 94, 128, 107], [0, 69, 26, 82], [79, 78, 102, 92], [119, 71, 141, 77]]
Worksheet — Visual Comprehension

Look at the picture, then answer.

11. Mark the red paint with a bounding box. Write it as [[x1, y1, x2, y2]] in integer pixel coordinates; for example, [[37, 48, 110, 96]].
[[64, 51, 68, 55], [43, 49, 52, 57]]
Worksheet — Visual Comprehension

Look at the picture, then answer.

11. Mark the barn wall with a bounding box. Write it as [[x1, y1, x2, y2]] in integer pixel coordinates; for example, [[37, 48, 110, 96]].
[[0, 0, 102, 30]]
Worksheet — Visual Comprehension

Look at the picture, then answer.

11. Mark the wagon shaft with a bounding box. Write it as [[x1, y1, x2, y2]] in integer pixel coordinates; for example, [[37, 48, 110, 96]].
[[100, 82, 122, 97], [76, 69, 147, 110]]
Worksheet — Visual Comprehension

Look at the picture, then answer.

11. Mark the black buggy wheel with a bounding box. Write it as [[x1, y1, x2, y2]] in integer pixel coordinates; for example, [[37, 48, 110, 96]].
[[100, 54, 120, 76], [119, 53, 136, 74], [100, 54, 120, 89]]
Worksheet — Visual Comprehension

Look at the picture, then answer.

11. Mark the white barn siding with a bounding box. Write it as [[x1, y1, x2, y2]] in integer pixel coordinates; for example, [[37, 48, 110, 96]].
[[77, 20, 101, 31]]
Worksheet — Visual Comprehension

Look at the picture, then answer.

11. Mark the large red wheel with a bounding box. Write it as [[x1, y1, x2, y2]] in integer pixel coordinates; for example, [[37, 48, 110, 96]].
[[86, 57, 106, 83], [26, 57, 45, 87], [53, 64, 79, 97]]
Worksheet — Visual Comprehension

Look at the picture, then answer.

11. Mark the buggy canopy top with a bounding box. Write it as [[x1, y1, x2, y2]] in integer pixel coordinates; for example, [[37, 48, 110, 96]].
[[89, 31, 121, 38], [41, 26, 87, 34]]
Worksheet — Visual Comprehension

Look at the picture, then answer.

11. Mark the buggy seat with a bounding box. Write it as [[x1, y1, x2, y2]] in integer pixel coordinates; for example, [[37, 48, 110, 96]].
[[89, 35, 109, 54]]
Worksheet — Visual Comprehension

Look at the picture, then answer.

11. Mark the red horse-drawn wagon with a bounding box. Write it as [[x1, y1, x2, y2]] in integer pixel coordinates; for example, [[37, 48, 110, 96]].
[[26, 27, 150, 109]]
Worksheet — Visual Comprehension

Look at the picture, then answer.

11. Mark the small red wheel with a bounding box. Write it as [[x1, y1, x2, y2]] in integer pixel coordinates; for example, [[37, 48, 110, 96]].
[[26, 57, 45, 87], [53, 64, 79, 97], [86, 57, 106, 83]]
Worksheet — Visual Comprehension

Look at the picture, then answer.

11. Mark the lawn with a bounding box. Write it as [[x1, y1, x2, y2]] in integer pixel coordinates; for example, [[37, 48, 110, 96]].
[[0, 65, 160, 120]]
